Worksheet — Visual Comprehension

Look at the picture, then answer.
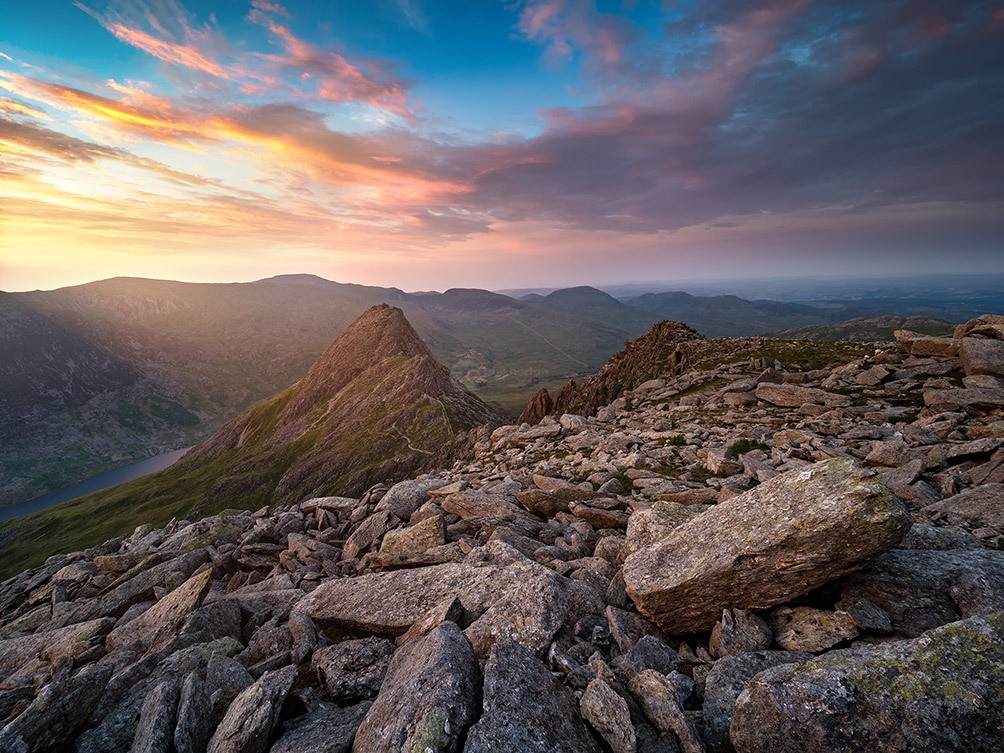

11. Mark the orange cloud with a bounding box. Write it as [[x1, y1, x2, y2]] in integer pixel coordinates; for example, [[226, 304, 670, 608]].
[[103, 22, 230, 78]]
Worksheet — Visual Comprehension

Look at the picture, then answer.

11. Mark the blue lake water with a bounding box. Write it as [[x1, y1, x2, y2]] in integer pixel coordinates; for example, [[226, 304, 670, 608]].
[[0, 447, 192, 522]]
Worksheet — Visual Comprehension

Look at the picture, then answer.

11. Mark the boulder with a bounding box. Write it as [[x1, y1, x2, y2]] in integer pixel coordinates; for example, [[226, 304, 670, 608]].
[[0, 662, 113, 753], [580, 678, 636, 753], [295, 563, 517, 634], [924, 387, 1004, 413], [923, 483, 1004, 529], [628, 669, 705, 753], [709, 608, 773, 658], [131, 681, 180, 753], [701, 651, 812, 753], [107, 568, 213, 649], [767, 606, 859, 652], [206, 665, 296, 753], [626, 502, 706, 556], [463, 638, 603, 753], [838, 548, 1004, 637], [353, 622, 478, 753], [623, 459, 911, 634], [271, 701, 370, 753], [312, 637, 394, 702], [730, 613, 1004, 753], [379, 514, 447, 556], [754, 384, 851, 408], [374, 479, 451, 519], [960, 337, 1004, 378], [174, 672, 213, 753]]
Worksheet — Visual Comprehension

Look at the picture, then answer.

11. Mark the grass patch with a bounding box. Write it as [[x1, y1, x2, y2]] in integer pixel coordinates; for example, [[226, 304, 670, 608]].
[[729, 438, 769, 455]]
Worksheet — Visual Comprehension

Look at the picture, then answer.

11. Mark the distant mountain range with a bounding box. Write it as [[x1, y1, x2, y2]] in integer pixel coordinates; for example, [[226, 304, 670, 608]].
[[2, 273, 992, 507], [767, 316, 955, 342], [0, 276, 659, 506]]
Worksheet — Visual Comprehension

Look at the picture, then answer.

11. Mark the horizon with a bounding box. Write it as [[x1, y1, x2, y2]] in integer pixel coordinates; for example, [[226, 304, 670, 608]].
[[6, 269, 1004, 297], [2, 0, 1003, 290]]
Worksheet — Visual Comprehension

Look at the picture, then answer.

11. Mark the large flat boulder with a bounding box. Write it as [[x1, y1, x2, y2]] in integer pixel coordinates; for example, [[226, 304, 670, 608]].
[[730, 613, 1004, 753], [295, 563, 518, 635], [353, 621, 478, 753], [623, 458, 911, 634], [754, 383, 851, 408]]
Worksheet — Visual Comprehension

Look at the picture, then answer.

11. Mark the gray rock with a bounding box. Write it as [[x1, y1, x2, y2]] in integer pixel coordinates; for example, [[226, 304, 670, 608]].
[[379, 515, 446, 556], [839, 548, 1004, 637], [296, 563, 521, 635], [924, 387, 1004, 413], [463, 638, 603, 753], [580, 678, 636, 753], [107, 569, 213, 649], [271, 701, 370, 753], [312, 637, 394, 702], [374, 479, 451, 519], [174, 672, 212, 753], [730, 613, 1004, 753], [702, 651, 812, 753], [130, 681, 180, 753], [628, 670, 705, 753], [0, 661, 112, 753], [353, 621, 478, 753], [395, 597, 466, 646], [612, 634, 682, 683], [923, 484, 1004, 529], [624, 458, 911, 634], [465, 571, 602, 659], [709, 609, 772, 658], [0, 618, 113, 677], [206, 665, 296, 753], [626, 503, 706, 556], [960, 337, 1004, 378], [606, 605, 663, 654], [343, 511, 396, 560]]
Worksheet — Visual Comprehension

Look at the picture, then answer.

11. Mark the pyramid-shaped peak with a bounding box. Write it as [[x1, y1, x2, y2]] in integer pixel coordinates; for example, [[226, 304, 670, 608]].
[[332, 303, 433, 363]]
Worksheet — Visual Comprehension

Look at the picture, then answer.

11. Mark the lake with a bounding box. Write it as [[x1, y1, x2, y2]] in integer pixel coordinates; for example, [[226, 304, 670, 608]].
[[0, 447, 192, 522]]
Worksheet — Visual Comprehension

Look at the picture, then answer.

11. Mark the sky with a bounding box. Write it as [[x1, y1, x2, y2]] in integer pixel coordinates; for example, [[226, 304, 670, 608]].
[[1, 0, 1003, 292]]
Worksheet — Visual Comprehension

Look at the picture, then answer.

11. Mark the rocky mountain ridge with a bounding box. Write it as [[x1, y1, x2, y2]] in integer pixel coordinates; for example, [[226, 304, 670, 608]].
[[1, 314, 1003, 752]]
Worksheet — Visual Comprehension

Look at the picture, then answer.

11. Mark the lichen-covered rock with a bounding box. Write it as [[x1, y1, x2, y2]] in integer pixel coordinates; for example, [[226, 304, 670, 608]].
[[960, 337, 1004, 378], [580, 678, 636, 753], [463, 638, 603, 753], [465, 571, 602, 659], [130, 681, 180, 753], [379, 514, 446, 556], [312, 637, 394, 702], [374, 478, 451, 519], [701, 650, 812, 753], [206, 665, 296, 753], [174, 672, 212, 753], [767, 606, 858, 652], [0, 662, 113, 753], [353, 621, 478, 753], [626, 502, 706, 555], [923, 483, 1004, 529], [624, 458, 911, 634], [107, 568, 212, 649], [730, 613, 1004, 753]]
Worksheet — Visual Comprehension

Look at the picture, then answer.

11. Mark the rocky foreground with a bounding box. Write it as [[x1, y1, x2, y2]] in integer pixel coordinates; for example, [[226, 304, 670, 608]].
[[1, 315, 1004, 752]]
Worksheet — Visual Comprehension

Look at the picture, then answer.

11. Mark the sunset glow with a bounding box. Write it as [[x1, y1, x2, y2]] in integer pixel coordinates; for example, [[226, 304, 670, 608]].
[[2, 0, 1002, 291]]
